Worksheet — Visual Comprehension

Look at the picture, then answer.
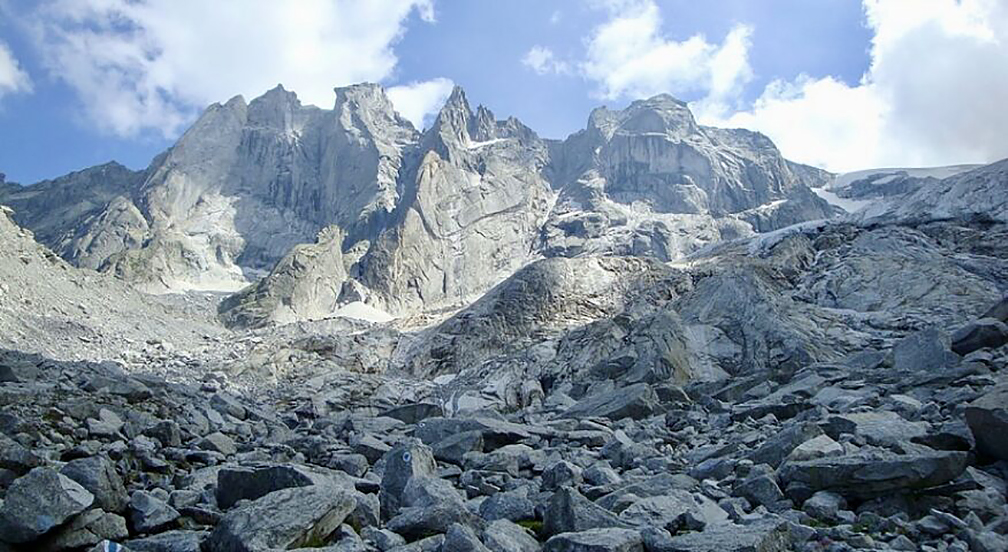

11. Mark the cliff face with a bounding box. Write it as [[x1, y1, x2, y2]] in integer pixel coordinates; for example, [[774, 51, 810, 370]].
[[1, 83, 836, 325]]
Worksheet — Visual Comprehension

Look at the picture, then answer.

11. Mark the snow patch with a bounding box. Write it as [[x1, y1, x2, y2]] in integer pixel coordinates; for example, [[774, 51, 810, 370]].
[[466, 138, 508, 150], [332, 301, 394, 323], [812, 188, 875, 213]]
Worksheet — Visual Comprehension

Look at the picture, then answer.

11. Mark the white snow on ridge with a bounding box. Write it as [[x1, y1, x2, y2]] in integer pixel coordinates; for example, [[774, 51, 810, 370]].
[[831, 164, 980, 191], [812, 187, 875, 214], [466, 138, 508, 150], [331, 301, 395, 323]]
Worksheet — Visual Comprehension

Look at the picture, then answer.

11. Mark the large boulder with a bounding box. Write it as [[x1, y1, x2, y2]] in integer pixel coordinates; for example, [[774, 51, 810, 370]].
[[643, 518, 792, 552], [378, 441, 437, 521], [561, 383, 658, 421], [778, 450, 968, 501], [952, 318, 1008, 356], [891, 328, 960, 373], [544, 528, 643, 552], [205, 485, 356, 552], [216, 464, 342, 510], [0, 468, 94, 544], [748, 421, 822, 468], [965, 380, 1008, 461], [61, 455, 129, 513], [127, 491, 180, 535], [543, 487, 631, 538]]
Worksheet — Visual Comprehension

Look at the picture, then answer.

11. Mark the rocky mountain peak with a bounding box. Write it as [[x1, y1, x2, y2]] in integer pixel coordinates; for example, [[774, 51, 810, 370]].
[[588, 93, 698, 142]]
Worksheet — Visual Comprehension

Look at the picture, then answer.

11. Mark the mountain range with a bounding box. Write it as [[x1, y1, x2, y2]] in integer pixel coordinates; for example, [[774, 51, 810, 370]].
[[1, 83, 1007, 552]]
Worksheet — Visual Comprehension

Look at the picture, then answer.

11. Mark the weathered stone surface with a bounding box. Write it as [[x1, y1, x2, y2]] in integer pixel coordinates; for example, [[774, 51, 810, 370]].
[[197, 432, 237, 455], [479, 490, 535, 522], [778, 450, 968, 500], [749, 422, 822, 468], [216, 464, 337, 510], [206, 485, 355, 552], [562, 383, 658, 421], [38, 509, 128, 552], [952, 318, 1008, 355], [125, 529, 206, 552], [544, 528, 643, 552], [965, 380, 1008, 461], [128, 491, 180, 535], [891, 328, 960, 373], [442, 523, 491, 552], [0, 468, 94, 544], [543, 487, 631, 538], [481, 520, 540, 552], [643, 519, 792, 552], [0, 434, 41, 475], [61, 455, 129, 514], [378, 441, 437, 521]]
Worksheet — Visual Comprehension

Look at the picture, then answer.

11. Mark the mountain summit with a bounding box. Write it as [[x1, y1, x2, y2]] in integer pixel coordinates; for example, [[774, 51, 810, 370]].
[[3, 83, 832, 324]]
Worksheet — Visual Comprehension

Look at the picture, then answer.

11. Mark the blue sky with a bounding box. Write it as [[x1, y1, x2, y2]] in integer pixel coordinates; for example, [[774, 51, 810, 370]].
[[1, 0, 1006, 184]]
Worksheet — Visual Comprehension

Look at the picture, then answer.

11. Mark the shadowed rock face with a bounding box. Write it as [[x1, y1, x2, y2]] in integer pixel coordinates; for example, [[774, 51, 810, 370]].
[[2, 84, 832, 325]]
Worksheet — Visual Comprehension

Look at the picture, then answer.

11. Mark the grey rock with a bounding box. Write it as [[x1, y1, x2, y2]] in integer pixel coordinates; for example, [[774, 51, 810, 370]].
[[38, 509, 128, 552], [361, 526, 406, 551], [197, 432, 236, 455], [803, 491, 846, 522], [478, 490, 535, 522], [778, 450, 968, 501], [965, 379, 1008, 461], [61, 455, 129, 513], [0, 467, 94, 544], [892, 328, 961, 373], [128, 491, 180, 535], [543, 528, 642, 552], [733, 473, 786, 510], [379, 442, 437, 521], [643, 518, 791, 552], [0, 434, 41, 475], [785, 434, 843, 463], [749, 422, 822, 468], [481, 520, 540, 552], [583, 463, 621, 487], [206, 485, 356, 552], [824, 411, 929, 448], [442, 523, 491, 552], [385, 504, 470, 541], [952, 318, 1008, 355], [543, 487, 631, 538], [542, 461, 583, 491], [401, 476, 465, 509], [618, 491, 728, 529], [352, 434, 391, 464], [562, 383, 658, 421], [216, 463, 339, 510], [432, 431, 484, 465], [124, 530, 206, 552]]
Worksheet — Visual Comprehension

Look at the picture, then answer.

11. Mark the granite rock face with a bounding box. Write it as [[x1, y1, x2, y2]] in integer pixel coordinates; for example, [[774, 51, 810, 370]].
[[3, 85, 833, 325]]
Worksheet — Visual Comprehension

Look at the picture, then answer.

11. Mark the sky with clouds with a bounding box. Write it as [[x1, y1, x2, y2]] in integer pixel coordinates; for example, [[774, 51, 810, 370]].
[[0, 0, 1006, 183]]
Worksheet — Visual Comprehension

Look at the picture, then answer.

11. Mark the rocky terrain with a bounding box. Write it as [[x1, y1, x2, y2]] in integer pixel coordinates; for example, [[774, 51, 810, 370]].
[[1, 84, 1007, 552]]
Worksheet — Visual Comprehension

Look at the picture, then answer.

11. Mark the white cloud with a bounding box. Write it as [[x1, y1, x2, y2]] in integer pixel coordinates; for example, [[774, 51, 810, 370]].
[[0, 41, 32, 98], [549, 10, 562, 25], [705, 0, 1008, 171], [522, 46, 571, 76], [580, 0, 753, 107], [25, 0, 436, 137], [387, 77, 454, 129]]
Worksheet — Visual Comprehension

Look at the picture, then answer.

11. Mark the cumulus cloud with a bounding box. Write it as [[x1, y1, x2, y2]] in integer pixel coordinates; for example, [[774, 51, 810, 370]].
[[25, 0, 436, 137], [522, 46, 571, 76], [387, 77, 454, 129], [0, 41, 32, 99], [580, 0, 753, 108], [706, 0, 1008, 171]]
